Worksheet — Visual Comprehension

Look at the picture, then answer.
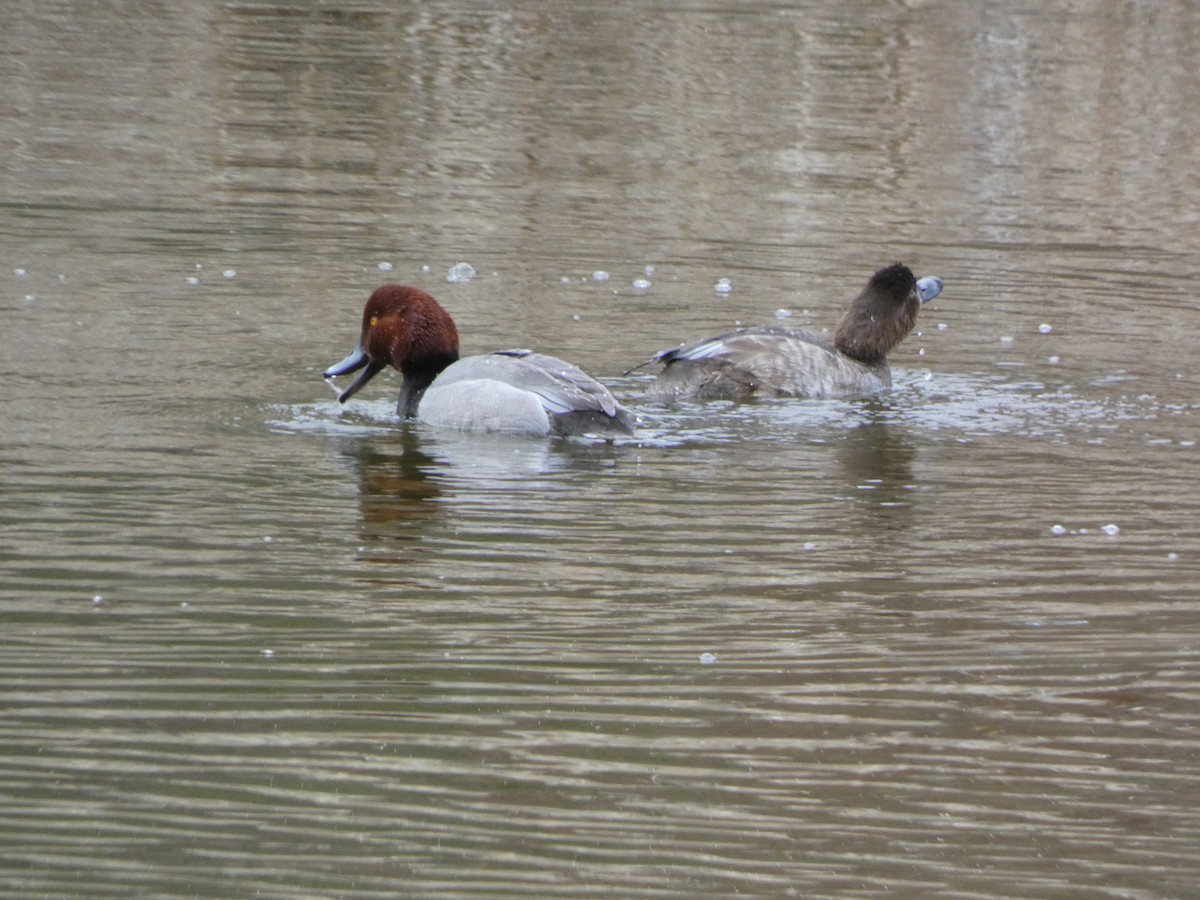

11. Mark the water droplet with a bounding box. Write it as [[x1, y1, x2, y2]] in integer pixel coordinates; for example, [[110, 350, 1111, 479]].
[[446, 262, 476, 283]]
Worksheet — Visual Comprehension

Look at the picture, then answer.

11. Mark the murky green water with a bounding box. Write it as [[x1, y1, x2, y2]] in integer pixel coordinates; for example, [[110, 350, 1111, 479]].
[[2, 2, 1198, 897]]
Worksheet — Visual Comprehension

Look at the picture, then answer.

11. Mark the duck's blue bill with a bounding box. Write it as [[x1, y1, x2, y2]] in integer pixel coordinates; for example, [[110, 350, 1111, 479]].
[[323, 346, 383, 403], [917, 276, 944, 304], [324, 346, 368, 378]]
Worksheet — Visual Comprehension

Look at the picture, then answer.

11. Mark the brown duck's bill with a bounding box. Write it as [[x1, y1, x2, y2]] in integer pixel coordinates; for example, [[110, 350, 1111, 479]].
[[917, 276, 944, 304], [324, 346, 384, 403]]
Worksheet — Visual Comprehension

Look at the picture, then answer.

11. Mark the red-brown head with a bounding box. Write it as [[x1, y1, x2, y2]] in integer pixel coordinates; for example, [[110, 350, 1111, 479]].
[[324, 285, 460, 404], [832, 263, 925, 365]]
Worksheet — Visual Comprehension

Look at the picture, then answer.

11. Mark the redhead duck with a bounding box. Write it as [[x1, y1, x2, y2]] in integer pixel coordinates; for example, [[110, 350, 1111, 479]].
[[324, 285, 635, 436], [633, 263, 944, 401]]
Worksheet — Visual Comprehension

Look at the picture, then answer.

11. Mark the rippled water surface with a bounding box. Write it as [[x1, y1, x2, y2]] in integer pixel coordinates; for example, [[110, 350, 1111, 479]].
[[3, 2, 1199, 897]]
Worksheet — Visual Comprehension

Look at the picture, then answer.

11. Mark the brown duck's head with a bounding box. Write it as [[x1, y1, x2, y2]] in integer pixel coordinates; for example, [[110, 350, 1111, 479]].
[[832, 263, 943, 365]]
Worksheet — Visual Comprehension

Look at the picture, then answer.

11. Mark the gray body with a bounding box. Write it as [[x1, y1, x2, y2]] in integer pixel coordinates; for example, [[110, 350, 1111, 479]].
[[418, 350, 635, 437]]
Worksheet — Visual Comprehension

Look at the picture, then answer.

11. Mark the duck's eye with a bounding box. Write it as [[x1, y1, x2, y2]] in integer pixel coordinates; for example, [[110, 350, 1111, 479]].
[[369, 315, 378, 327]]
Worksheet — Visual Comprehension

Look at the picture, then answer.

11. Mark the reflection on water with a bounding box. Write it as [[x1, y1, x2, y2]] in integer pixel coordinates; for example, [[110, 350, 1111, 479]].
[[3, 0, 1200, 897], [834, 417, 918, 523], [349, 434, 443, 541]]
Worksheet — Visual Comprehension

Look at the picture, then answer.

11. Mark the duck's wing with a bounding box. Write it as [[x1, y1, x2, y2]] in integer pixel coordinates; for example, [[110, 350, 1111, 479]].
[[654, 325, 831, 366], [640, 325, 880, 399], [438, 351, 623, 417]]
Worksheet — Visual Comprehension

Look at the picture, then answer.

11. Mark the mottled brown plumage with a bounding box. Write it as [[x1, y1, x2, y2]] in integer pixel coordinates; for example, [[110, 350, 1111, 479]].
[[638, 263, 941, 402]]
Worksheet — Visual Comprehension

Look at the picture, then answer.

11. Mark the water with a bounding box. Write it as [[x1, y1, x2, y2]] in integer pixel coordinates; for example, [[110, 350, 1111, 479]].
[[2, 2, 1199, 897]]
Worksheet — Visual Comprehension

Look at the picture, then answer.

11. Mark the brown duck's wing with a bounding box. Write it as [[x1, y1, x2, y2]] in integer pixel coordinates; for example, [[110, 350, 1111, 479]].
[[647, 326, 886, 400]]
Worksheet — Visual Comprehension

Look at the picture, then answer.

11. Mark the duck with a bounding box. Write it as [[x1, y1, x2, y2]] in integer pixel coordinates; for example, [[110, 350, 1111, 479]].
[[631, 262, 944, 401], [323, 284, 635, 437]]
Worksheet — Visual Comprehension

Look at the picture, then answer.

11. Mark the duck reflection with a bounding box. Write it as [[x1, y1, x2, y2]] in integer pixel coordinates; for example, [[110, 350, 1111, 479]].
[[344, 427, 619, 551], [343, 431, 443, 547], [836, 411, 918, 526]]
